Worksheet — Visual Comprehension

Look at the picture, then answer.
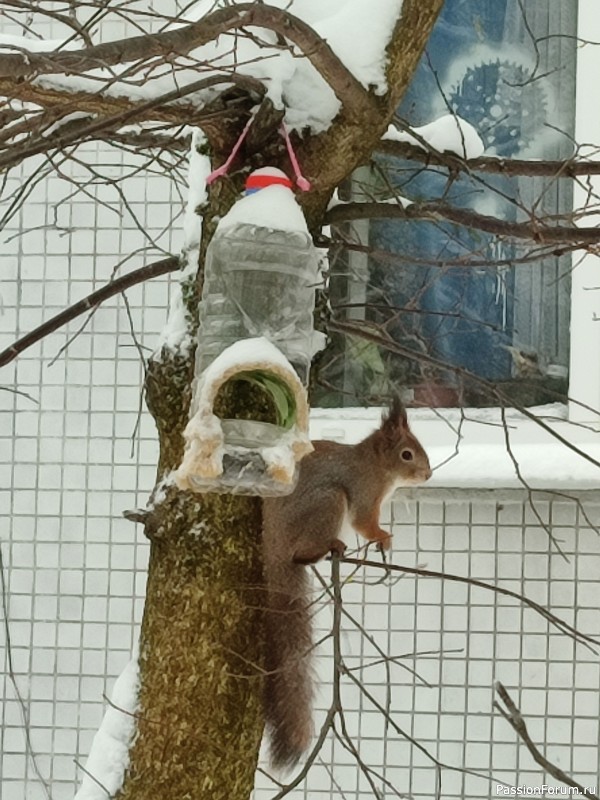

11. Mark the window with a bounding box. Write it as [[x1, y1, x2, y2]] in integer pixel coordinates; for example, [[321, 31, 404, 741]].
[[316, 1, 584, 412]]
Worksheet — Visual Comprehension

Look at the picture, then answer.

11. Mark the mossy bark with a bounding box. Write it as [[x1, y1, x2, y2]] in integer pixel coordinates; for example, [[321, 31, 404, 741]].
[[116, 487, 265, 800], [116, 348, 271, 800], [114, 4, 443, 797]]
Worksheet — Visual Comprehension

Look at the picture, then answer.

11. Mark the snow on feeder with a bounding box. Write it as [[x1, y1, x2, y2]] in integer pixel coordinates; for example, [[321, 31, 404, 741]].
[[175, 167, 320, 496], [175, 337, 312, 495]]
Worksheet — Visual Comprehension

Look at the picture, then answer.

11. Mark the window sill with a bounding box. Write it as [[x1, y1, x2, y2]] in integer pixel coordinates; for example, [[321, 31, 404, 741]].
[[310, 404, 600, 491]]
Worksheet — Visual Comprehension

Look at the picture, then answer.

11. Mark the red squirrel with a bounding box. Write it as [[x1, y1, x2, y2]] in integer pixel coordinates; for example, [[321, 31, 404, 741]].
[[261, 397, 432, 769]]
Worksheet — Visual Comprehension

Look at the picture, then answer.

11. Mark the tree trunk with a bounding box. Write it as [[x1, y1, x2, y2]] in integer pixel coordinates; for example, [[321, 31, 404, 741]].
[[116, 488, 265, 800], [116, 173, 272, 798], [114, 3, 444, 797]]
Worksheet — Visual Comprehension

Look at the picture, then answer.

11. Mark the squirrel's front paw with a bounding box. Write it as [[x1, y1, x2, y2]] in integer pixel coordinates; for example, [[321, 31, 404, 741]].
[[374, 530, 392, 552]]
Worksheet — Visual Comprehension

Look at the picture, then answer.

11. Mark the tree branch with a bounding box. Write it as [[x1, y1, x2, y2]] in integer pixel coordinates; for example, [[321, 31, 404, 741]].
[[494, 682, 599, 798], [0, 75, 257, 172], [377, 139, 600, 177], [341, 558, 600, 650], [323, 235, 577, 270], [0, 256, 179, 368], [0, 4, 376, 121], [384, 0, 445, 112], [327, 318, 600, 471], [325, 200, 600, 245], [0, 71, 263, 130]]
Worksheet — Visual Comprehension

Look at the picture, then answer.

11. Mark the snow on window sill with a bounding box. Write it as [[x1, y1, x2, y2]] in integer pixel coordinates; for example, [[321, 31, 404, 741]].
[[310, 404, 600, 491]]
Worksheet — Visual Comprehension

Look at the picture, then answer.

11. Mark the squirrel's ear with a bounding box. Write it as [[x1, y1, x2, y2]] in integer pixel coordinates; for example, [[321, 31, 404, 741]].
[[381, 394, 409, 437]]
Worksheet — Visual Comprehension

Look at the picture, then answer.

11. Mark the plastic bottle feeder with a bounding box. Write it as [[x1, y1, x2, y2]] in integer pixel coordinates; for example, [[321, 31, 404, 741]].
[[175, 337, 312, 495], [174, 167, 320, 496]]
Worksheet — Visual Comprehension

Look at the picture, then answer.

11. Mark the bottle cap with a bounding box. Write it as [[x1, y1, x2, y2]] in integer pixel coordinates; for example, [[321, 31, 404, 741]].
[[245, 167, 293, 194]]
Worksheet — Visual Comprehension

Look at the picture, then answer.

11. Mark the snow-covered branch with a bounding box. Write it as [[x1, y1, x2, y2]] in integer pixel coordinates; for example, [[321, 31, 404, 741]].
[[0, 74, 259, 172], [0, 4, 376, 122], [378, 138, 600, 178]]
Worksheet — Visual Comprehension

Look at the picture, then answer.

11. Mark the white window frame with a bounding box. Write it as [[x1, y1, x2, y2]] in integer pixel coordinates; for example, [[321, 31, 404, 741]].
[[311, 0, 600, 491], [569, 0, 600, 426]]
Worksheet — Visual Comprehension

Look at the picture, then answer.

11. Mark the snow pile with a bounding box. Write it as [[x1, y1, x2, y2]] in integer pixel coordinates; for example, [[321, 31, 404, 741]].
[[217, 183, 310, 235], [384, 114, 485, 159], [0, 33, 79, 52], [1, 0, 405, 134], [175, 337, 312, 495], [280, 0, 404, 131], [154, 128, 209, 355], [74, 654, 139, 800]]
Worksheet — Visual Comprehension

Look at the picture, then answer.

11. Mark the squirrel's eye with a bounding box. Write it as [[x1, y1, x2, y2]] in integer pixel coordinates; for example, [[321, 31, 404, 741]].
[[401, 449, 414, 462]]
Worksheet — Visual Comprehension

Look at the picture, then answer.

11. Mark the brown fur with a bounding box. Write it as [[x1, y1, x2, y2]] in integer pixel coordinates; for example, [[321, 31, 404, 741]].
[[262, 398, 431, 768]]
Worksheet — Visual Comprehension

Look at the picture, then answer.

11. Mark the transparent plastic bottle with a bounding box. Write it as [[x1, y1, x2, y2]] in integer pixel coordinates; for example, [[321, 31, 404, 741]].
[[195, 167, 320, 386]]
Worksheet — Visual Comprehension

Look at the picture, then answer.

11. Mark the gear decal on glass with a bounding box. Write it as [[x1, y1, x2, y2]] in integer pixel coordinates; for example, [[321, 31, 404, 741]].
[[449, 60, 547, 156]]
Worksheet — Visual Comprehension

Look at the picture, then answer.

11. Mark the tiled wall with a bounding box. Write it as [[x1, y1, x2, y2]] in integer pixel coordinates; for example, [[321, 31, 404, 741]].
[[3, 471, 600, 798], [1, 19, 599, 793], [253, 490, 600, 798]]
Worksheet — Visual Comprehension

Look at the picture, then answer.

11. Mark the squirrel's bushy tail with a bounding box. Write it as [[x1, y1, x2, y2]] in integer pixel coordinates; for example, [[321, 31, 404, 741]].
[[263, 558, 314, 770]]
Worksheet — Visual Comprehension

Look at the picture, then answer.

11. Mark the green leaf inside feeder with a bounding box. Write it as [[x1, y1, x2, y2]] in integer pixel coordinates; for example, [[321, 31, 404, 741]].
[[234, 370, 297, 430]]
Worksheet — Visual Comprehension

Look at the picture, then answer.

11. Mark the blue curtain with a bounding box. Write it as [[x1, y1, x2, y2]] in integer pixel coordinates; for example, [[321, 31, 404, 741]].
[[372, 0, 575, 382]]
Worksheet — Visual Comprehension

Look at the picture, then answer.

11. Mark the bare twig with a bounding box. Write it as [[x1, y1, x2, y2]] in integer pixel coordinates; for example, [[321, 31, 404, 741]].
[[325, 200, 600, 245], [0, 544, 51, 797], [340, 557, 600, 651], [327, 318, 600, 471], [494, 682, 600, 799], [377, 139, 600, 178], [0, 256, 179, 368], [73, 759, 111, 797], [499, 405, 569, 559]]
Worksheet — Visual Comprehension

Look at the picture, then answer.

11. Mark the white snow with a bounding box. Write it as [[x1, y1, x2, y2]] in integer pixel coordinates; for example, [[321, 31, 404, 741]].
[[74, 652, 139, 800], [384, 114, 485, 159], [42, 111, 90, 137], [281, 0, 404, 131], [9, 0, 406, 135], [183, 128, 210, 251], [202, 335, 301, 382], [0, 33, 79, 53], [175, 337, 312, 492], [146, 471, 176, 511], [217, 182, 309, 235], [154, 128, 210, 356]]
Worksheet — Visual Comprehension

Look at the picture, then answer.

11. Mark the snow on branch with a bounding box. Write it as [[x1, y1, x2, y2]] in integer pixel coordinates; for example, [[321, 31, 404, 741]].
[[378, 138, 600, 178], [383, 114, 485, 159], [0, 4, 377, 122], [0, 74, 256, 173]]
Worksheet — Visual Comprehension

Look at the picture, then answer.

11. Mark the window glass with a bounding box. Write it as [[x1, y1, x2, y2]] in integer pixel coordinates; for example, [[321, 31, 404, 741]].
[[316, 1, 577, 408]]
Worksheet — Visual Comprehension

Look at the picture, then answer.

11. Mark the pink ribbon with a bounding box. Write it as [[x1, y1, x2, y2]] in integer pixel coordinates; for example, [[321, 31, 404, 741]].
[[279, 123, 311, 191], [204, 114, 312, 191], [205, 115, 254, 185]]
